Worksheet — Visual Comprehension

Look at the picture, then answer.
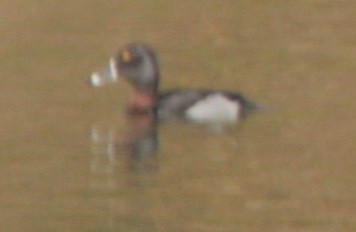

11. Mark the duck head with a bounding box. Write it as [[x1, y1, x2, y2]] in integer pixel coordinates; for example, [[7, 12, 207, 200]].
[[90, 44, 159, 92], [90, 44, 160, 113]]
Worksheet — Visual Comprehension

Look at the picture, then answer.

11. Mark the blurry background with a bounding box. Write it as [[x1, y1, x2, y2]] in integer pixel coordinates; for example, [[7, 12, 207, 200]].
[[0, 1, 355, 231]]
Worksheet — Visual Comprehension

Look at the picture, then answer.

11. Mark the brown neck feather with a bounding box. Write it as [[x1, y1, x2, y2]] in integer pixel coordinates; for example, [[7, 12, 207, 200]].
[[127, 89, 157, 115]]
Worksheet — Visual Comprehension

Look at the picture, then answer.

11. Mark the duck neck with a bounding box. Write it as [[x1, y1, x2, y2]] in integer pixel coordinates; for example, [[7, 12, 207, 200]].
[[128, 65, 160, 114], [128, 87, 158, 115]]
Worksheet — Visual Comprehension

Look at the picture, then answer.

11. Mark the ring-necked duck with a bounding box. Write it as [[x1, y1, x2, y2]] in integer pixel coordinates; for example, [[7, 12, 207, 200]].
[[90, 43, 258, 123]]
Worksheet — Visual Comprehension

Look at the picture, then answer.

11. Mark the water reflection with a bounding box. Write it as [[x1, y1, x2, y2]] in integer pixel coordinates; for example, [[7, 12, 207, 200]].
[[89, 113, 159, 230], [90, 113, 158, 176], [126, 115, 158, 171], [88, 108, 258, 231]]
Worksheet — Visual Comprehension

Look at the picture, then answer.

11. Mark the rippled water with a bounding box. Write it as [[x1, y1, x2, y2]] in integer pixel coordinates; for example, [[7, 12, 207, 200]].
[[1, 1, 355, 231]]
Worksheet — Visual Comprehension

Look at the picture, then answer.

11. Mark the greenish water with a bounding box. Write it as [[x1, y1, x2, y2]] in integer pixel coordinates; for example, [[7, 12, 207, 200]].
[[0, 1, 355, 231]]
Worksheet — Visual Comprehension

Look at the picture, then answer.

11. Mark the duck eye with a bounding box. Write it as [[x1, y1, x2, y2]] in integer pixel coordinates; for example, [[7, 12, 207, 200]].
[[121, 50, 134, 63]]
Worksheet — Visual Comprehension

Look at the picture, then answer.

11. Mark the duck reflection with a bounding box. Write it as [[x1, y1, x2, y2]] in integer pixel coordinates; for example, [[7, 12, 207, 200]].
[[125, 113, 158, 172], [89, 113, 159, 231], [90, 112, 158, 177]]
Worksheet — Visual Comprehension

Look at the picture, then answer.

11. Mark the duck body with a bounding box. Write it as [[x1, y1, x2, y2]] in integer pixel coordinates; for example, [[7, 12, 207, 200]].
[[90, 43, 257, 123], [158, 89, 256, 122]]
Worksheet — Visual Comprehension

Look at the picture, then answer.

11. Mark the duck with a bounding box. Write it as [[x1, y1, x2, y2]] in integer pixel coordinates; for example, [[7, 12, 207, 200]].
[[90, 43, 258, 123]]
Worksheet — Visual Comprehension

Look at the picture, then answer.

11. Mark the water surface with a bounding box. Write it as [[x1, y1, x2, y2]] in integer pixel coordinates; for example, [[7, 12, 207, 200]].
[[1, 1, 355, 231]]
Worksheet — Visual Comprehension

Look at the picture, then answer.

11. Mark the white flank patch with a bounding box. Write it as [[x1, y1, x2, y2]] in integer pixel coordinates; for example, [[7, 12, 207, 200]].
[[185, 94, 240, 122]]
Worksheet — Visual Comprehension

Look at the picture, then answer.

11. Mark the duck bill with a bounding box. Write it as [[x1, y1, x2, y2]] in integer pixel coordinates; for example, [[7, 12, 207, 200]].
[[89, 58, 119, 87]]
